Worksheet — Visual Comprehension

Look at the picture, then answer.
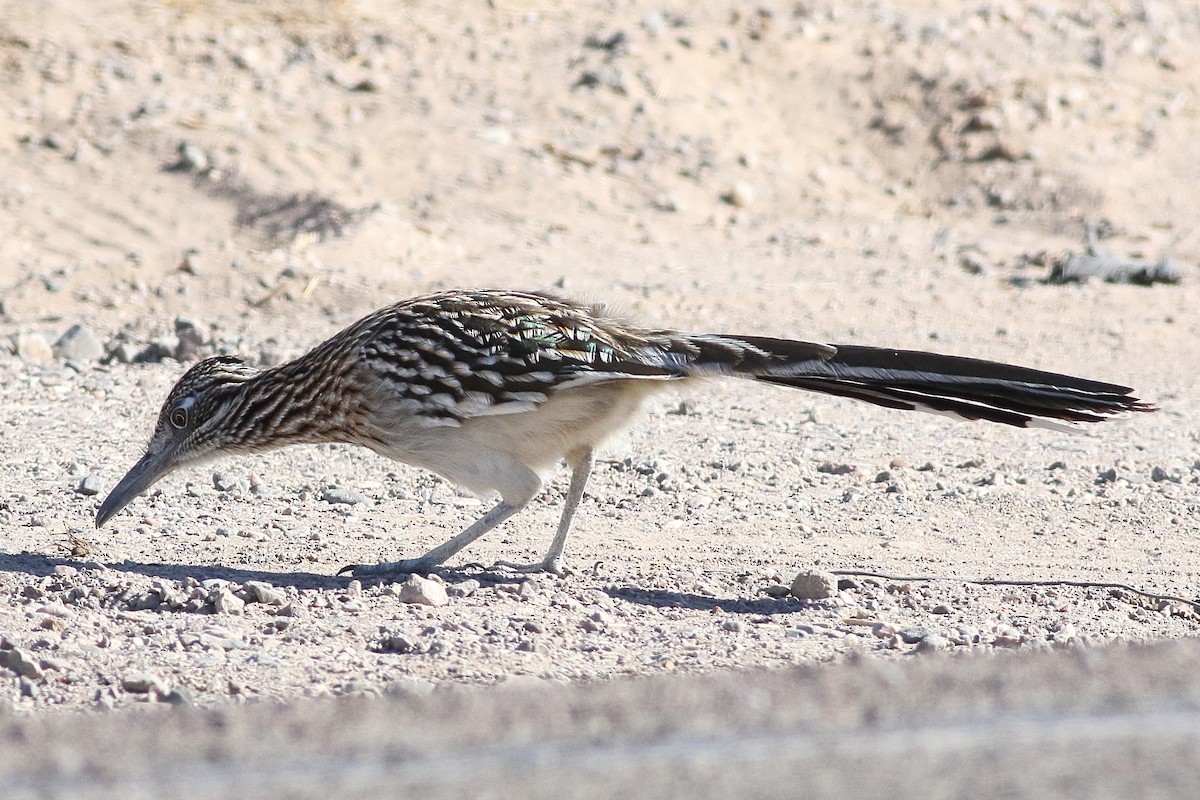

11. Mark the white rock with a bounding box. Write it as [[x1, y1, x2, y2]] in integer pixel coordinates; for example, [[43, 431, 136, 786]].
[[790, 570, 838, 600], [243, 580, 287, 606], [54, 324, 105, 361], [121, 672, 168, 695], [15, 333, 53, 364], [396, 575, 448, 607], [214, 588, 246, 615], [727, 180, 757, 208]]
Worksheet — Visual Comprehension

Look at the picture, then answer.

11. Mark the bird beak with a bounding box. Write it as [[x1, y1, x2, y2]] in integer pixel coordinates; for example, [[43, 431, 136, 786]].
[[95, 448, 174, 528]]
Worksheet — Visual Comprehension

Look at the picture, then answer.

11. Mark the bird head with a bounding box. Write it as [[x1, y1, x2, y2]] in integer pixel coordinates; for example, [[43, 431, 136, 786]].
[[96, 355, 259, 527]]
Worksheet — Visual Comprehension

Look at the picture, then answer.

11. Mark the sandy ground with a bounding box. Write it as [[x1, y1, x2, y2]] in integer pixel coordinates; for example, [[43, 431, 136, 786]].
[[1, 0, 1199, 790]]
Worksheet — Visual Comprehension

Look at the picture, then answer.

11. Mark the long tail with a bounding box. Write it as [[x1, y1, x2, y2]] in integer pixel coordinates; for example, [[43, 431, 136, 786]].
[[679, 335, 1155, 430]]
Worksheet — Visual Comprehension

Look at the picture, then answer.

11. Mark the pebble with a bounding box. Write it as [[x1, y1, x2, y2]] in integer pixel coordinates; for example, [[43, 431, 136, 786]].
[[726, 180, 757, 207], [199, 629, 249, 650], [15, 332, 54, 364], [378, 632, 418, 653], [395, 575, 448, 607], [54, 324, 105, 361], [580, 613, 606, 632], [447, 579, 480, 598], [174, 316, 210, 360], [789, 570, 838, 601], [992, 627, 1025, 648], [213, 472, 250, 493], [175, 141, 209, 173], [214, 588, 246, 615], [898, 625, 933, 644], [1150, 466, 1176, 483], [121, 672, 168, 695], [243, 580, 287, 606], [322, 488, 367, 505], [915, 634, 952, 653], [0, 648, 45, 680], [76, 475, 105, 496]]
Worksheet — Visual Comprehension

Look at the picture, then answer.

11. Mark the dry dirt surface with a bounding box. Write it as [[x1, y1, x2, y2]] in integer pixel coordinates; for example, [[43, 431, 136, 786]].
[[1, 0, 1199, 790]]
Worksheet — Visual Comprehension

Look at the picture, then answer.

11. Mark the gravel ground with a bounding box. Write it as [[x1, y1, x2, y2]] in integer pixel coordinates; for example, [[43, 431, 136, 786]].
[[0, 2, 1198, 785]]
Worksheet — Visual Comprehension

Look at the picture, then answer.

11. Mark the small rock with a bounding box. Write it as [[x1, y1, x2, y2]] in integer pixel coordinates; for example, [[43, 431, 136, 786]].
[[447, 579, 480, 598], [726, 180, 757, 207], [898, 625, 933, 644], [76, 475, 104, 496], [915, 634, 952, 653], [174, 316, 210, 359], [642, 10, 666, 34], [108, 342, 140, 364], [175, 141, 209, 173], [199, 628, 249, 650], [275, 602, 305, 618], [323, 488, 367, 505], [14, 332, 54, 364], [213, 472, 250, 493], [1150, 466, 1175, 483], [0, 648, 45, 680], [992, 627, 1024, 648], [54, 324, 105, 362], [243, 580, 287, 606], [790, 570, 838, 601], [213, 588, 246, 615], [121, 672, 168, 695], [378, 632, 418, 653], [653, 191, 682, 212], [70, 139, 97, 163], [930, 603, 954, 615], [580, 614, 606, 632], [396, 575, 448, 607], [721, 619, 744, 633]]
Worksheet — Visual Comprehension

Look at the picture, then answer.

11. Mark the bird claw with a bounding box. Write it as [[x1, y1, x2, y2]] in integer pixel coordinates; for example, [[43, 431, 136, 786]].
[[492, 557, 572, 577]]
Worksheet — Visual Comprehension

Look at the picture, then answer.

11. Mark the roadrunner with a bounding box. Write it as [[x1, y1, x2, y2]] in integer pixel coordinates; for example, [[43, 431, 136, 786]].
[[96, 288, 1154, 575]]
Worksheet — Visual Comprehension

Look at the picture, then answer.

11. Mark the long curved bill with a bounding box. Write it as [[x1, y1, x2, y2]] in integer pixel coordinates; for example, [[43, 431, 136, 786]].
[[95, 449, 173, 528]]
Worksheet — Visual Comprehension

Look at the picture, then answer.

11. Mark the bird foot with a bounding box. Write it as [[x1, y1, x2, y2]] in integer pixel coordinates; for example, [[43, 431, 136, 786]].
[[492, 557, 572, 577], [337, 558, 439, 579]]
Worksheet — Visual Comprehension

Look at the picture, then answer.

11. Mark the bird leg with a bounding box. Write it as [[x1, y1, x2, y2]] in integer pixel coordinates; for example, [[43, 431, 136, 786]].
[[494, 448, 594, 576], [341, 498, 528, 578]]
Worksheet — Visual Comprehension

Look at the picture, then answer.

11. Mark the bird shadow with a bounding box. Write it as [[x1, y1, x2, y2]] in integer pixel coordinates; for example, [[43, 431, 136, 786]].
[[603, 585, 809, 616], [0, 551, 343, 589], [0, 551, 520, 591], [4, 551, 807, 615]]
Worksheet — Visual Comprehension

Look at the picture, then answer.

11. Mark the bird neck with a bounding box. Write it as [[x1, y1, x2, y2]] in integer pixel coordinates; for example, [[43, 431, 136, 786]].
[[222, 352, 366, 451]]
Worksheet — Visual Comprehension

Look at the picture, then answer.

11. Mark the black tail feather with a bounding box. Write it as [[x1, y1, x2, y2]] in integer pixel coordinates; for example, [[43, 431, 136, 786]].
[[739, 342, 1154, 429]]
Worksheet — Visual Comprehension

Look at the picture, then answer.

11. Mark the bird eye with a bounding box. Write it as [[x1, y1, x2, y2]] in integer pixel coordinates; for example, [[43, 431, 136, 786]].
[[170, 407, 188, 429]]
